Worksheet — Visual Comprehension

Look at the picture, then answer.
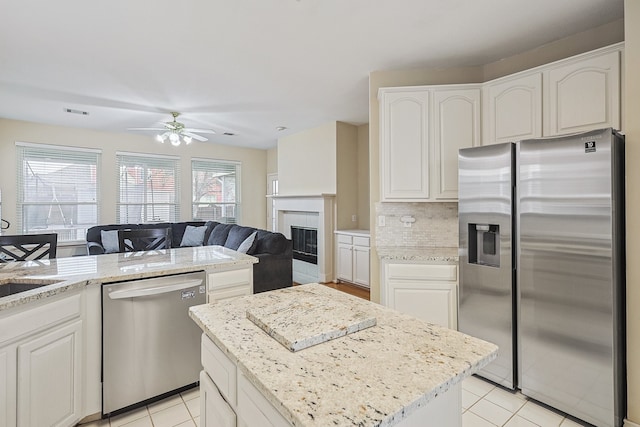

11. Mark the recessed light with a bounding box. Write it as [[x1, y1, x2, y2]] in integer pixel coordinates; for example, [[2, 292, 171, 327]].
[[276, 126, 287, 131], [223, 132, 235, 136], [64, 108, 89, 116]]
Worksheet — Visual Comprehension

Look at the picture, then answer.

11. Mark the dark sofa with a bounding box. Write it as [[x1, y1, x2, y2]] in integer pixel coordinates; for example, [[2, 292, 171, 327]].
[[85, 221, 292, 294]]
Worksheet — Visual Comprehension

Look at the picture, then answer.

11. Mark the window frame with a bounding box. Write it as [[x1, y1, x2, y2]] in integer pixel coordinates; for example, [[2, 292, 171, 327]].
[[116, 151, 181, 224], [16, 141, 102, 243], [191, 158, 241, 224]]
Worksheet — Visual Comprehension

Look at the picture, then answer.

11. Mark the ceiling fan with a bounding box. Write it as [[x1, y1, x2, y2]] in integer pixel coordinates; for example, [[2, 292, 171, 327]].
[[128, 112, 216, 146]]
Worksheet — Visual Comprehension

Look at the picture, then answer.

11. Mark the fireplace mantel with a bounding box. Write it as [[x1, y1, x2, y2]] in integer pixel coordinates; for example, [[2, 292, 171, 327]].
[[273, 195, 335, 283]]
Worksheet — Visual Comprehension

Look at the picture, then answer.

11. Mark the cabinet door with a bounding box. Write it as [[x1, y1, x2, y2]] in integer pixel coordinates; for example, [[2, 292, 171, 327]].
[[380, 90, 430, 201], [0, 345, 16, 427], [237, 371, 290, 427], [336, 244, 353, 282], [544, 50, 620, 136], [388, 282, 457, 329], [432, 88, 481, 199], [483, 73, 542, 145], [200, 370, 236, 427], [353, 245, 370, 287], [17, 320, 82, 427]]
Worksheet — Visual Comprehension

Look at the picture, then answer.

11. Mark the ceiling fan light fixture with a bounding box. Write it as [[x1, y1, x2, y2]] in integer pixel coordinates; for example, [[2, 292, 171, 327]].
[[156, 134, 165, 143], [183, 135, 193, 144], [169, 132, 180, 146]]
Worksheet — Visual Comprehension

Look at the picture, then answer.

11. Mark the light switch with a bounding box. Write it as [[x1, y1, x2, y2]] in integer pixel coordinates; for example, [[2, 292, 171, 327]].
[[378, 215, 386, 227]]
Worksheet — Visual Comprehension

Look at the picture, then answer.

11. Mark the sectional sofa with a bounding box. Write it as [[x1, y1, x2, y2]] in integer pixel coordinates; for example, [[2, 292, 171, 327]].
[[85, 221, 293, 294]]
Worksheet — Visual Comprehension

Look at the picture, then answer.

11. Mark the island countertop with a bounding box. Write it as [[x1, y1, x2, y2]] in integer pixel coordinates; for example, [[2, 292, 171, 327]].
[[0, 245, 257, 311], [189, 283, 497, 427]]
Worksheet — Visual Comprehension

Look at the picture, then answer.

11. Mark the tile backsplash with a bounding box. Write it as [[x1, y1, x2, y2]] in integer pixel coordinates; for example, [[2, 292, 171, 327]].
[[375, 202, 458, 248]]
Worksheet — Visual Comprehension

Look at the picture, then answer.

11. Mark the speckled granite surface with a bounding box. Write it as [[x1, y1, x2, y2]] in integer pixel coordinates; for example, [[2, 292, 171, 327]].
[[246, 292, 376, 352], [376, 246, 459, 262], [190, 283, 497, 427], [0, 246, 257, 311]]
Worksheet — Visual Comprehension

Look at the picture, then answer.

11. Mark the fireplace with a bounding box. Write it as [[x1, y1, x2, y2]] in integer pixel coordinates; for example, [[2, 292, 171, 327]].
[[291, 226, 318, 265], [272, 194, 335, 283]]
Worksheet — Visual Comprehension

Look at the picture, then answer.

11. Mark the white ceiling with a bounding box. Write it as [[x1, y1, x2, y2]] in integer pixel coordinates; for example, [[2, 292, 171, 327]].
[[0, 0, 624, 149]]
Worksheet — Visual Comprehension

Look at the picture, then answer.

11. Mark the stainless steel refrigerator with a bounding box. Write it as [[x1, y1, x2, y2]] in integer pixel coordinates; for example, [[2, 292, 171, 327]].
[[458, 128, 625, 427]]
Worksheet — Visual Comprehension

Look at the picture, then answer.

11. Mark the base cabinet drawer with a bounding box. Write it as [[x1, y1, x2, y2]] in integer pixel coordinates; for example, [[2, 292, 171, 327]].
[[237, 371, 290, 427], [200, 370, 236, 427], [382, 261, 458, 330]]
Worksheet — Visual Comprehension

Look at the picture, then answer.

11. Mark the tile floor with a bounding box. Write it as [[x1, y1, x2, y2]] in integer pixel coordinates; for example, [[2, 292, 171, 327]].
[[78, 375, 592, 427], [79, 387, 200, 427], [462, 375, 590, 427]]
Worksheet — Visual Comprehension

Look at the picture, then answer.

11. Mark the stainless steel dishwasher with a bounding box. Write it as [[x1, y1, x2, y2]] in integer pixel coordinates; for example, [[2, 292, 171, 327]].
[[102, 271, 206, 416]]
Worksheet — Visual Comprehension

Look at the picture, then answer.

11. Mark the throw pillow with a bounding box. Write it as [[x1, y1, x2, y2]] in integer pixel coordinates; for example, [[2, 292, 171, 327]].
[[207, 223, 234, 246], [237, 231, 257, 254], [101, 230, 120, 254], [224, 226, 256, 250], [180, 225, 207, 247]]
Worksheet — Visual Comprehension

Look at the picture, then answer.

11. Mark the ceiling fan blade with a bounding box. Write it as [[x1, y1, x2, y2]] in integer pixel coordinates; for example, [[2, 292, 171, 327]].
[[183, 132, 208, 142], [184, 128, 216, 134], [164, 123, 177, 130], [128, 127, 165, 131]]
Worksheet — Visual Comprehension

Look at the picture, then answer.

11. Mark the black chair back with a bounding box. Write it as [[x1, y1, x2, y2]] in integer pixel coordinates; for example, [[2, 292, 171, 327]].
[[118, 228, 172, 252], [0, 233, 58, 262]]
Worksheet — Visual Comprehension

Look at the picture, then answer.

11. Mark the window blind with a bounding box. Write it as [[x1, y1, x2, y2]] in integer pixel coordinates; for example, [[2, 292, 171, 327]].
[[116, 152, 180, 224], [16, 142, 101, 242], [192, 159, 241, 224]]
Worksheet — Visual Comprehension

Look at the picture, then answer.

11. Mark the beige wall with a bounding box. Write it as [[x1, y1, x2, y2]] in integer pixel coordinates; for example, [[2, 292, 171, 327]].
[[625, 1, 639, 423], [0, 118, 268, 234], [277, 122, 337, 196], [335, 122, 358, 230], [357, 124, 370, 230], [266, 147, 278, 174]]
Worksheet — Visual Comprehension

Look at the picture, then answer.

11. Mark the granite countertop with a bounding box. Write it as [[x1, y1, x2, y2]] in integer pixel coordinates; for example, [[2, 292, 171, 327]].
[[334, 229, 371, 237], [376, 246, 459, 262], [0, 246, 257, 311], [189, 283, 497, 427]]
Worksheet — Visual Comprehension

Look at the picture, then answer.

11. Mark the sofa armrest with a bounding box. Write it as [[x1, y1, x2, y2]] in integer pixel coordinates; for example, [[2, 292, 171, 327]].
[[252, 251, 293, 294], [87, 241, 105, 255]]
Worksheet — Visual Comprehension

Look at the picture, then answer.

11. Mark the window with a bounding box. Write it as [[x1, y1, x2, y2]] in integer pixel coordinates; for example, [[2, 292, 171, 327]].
[[16, 142, 101, 242], [192, 159, 240, 224], [117, 152, 180, 223]]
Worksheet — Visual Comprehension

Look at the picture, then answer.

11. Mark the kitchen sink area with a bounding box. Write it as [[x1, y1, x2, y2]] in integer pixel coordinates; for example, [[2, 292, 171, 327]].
[[0, 278, 61, 298]]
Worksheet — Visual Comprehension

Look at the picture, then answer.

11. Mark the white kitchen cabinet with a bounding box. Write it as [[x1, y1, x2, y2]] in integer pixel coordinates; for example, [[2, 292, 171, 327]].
[[0, 291, 84, 427], [207, 266, 253, 303], [200, 370, 236, 427], [379, 85, 480, 202], [381, 261, 458, 329], [335, 231, 370, 288], [17, 320, 82, 427], [432, 87, 481, 199], [544, 49, 620, 136], [483, 73, 543, 145], [201, 333, 290, 427], [379, 88, 430, 201]]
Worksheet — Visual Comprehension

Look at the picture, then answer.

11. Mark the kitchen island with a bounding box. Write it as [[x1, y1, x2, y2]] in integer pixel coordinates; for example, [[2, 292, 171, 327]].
[[190, 283, 497, 427], [0, 246, 257, 427]]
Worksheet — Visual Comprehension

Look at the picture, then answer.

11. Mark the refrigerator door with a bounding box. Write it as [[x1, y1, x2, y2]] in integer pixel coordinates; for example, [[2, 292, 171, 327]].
[[459, 142, 516, 389], [518, 128, 625, 427]]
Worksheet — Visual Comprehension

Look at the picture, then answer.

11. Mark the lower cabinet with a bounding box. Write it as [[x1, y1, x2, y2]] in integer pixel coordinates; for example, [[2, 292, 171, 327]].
[[207, 266, 253, 303], [17, 321, 82, 427], [200, 334, 290, 427], [381, 261, 458, 329], [335, 231, 370, 288], [0, 292, 84, 427]]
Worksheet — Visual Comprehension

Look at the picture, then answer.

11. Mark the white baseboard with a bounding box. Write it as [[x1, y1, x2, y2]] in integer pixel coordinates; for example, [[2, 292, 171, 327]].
[[625, 419, 640, 427]]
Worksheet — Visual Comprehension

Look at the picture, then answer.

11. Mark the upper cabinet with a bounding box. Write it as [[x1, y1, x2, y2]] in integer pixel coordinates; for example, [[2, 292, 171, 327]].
[[483, 73, 542, 145], [379, 85, 480, 202], [379, 43, 623, 202], [544, 50, 620, 136], [379, 89, 430, 201], [433, 88, 481, 199]]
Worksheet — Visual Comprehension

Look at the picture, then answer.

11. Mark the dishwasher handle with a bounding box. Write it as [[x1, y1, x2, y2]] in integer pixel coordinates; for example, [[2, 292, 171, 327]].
[[108, 279, 204, 300]]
